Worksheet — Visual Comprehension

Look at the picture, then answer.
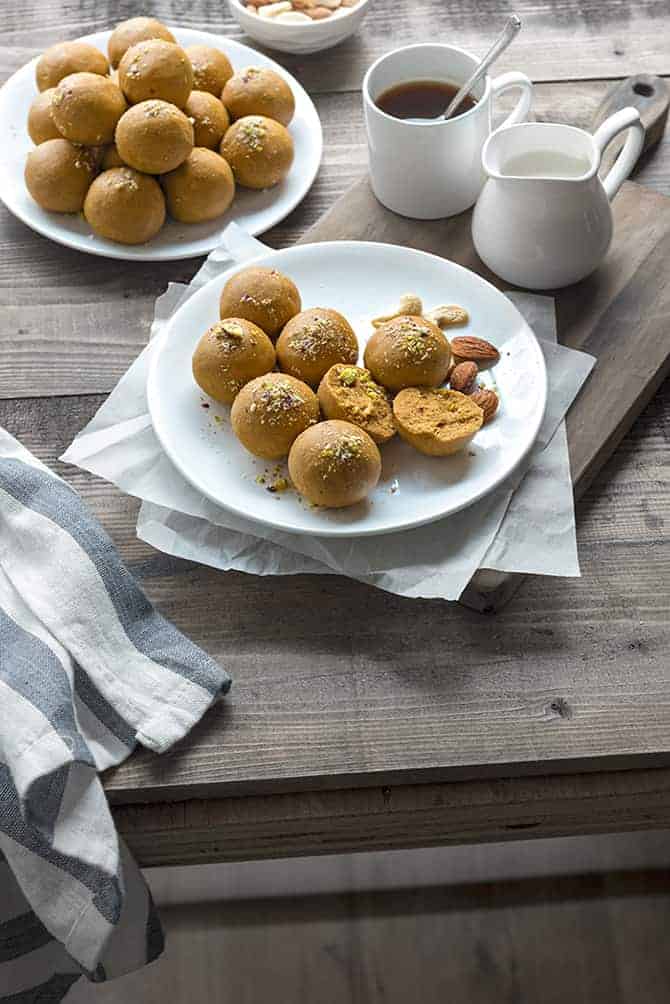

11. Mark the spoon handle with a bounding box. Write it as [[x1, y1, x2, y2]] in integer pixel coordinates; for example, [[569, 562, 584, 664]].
[[443, 14, 522, 120]]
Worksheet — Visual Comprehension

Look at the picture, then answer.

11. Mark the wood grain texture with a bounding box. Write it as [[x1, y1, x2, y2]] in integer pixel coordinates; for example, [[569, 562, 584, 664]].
[[1, 81, 669, 400], [74, 869, 670, 1004], [1, 0, 670, 852], [113, 767, 670, 865], [65, 865, 670, 1004], [144, 832, 670, 903], [594, 75, 670, 176], [2, 383, 667, 803], [1, 0, 670, 91]]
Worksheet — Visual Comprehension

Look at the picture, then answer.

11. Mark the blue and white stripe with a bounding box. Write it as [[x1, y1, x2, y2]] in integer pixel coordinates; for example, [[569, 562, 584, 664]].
[[0, 429, 230, 1001]]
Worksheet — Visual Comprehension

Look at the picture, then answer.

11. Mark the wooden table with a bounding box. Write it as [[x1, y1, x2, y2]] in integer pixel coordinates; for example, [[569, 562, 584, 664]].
[[2, 0, 669, 867]]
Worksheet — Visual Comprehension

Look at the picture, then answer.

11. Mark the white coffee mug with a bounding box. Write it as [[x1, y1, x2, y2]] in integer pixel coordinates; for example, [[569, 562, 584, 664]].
[[362, 43, 534, 219]]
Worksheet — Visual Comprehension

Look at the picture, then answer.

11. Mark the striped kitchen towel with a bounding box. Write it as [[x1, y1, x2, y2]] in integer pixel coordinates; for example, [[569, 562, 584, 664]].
[[0, 428, 231, 1001]]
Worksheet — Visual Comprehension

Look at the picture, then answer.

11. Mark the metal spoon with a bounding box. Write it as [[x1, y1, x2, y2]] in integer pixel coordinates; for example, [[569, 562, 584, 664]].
[[442, 14, 522, 120]]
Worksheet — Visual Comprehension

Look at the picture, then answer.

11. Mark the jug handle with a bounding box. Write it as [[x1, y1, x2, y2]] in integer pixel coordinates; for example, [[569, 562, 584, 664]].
[[490, 72, 534, 128], [593, 107, 645, 201]]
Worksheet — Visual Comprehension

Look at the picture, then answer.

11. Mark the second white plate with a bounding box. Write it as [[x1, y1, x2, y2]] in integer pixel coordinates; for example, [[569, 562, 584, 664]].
[[0, 27, 323, 261], [147, 241, 547, 538]]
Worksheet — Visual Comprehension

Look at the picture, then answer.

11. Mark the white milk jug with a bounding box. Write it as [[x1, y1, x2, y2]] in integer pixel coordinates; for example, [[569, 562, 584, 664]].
[[472, 107, 645, 289]]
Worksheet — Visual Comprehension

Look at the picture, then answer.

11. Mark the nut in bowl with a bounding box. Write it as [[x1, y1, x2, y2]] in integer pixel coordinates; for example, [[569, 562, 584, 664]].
[[227, 0, 371, 55]]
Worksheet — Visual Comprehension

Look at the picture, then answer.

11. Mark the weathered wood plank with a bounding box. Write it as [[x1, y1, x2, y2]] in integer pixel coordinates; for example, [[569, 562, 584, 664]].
[[64, 863, 670, 1004], [594, 75, 670, 177], [0, 394, 155, 565], [1, 386, 668, 801], [1, 0, 670, 91], [1, 79, 669, 400], [2, 0, 670, 841], [113, 767, 670, 865], [143, 832, 670, 902]]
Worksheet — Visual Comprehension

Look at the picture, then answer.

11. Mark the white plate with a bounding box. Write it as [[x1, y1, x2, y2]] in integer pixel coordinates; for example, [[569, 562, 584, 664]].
[[0, 27, 322, 261], [147, 242, 548, 538]]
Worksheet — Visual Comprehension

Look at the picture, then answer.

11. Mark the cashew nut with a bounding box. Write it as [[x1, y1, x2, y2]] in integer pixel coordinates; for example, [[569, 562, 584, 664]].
[[372, 293, 424, 327], [424, 304, 470, 328]]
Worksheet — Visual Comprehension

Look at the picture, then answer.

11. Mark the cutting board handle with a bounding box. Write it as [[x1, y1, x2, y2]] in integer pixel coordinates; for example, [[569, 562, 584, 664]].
[[591, 74, 669, 177]]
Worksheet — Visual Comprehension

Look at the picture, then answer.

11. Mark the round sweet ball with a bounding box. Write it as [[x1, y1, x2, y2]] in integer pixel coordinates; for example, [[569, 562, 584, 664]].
[[115, 99, 193, 174], [84, 167, 165, 244], [276, 308, 358, 388], [192, 318, 276, 405], [27, 89, 61, 144], [231, 372, 319, 461], [51, 72, 126, 146], [393, 388, 483, 456], [288, 420, 382, 509], [185, 45, 233, 97], [363, 315, 451, 392], [25, 138, 98, 213], [318, 364, 395, 445], [118, 40, 193, 109], [219, 265, 301, 340], [108, 17, 176, 68], [222, 67, 295, 127], [162, 148, 235, 223], [220, 115, 293, 190], [101, 143, 124, 169], [184, 91, 229, 149], [36, 41, 109, 92]]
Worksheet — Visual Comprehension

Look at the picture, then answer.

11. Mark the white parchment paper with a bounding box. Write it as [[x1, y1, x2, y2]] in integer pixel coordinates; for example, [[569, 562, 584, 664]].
[[61, 224, 595, 601]]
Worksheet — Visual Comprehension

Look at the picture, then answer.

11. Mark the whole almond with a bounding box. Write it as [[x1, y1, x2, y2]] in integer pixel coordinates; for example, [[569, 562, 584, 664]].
[[292, 0, 316, 7], [471, 388, 499, 424], [450, 336, 500, 363], [450, 360, 478, 394], [307, 5, 332, 16]]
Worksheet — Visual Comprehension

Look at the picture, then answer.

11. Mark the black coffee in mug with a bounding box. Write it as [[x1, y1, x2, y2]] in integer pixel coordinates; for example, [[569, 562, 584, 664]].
[[375, 80, 477, 121]]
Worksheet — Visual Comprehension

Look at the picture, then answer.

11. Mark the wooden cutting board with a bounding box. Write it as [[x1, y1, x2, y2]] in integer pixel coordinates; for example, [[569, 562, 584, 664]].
[[297, 77, 670, 611]]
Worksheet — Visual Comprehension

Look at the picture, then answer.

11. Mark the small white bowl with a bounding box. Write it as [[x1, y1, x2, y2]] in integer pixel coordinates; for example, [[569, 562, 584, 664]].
[[227, 0, 370, 55]]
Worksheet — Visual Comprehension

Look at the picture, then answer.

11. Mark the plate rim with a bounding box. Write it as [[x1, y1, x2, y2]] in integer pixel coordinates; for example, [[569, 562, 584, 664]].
[[147, 240, 549, 539], [0, 27, 323, 262]]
